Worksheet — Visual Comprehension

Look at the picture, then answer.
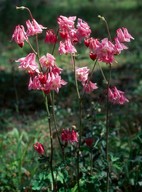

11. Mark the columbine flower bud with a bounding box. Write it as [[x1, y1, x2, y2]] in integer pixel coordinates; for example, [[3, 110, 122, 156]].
[[85, 138, 94, 147], [34, 142, 45, 155]]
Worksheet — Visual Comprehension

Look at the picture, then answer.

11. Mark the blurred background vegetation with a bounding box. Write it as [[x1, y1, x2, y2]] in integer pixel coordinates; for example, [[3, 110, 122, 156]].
[[0, 0, 142, 191]]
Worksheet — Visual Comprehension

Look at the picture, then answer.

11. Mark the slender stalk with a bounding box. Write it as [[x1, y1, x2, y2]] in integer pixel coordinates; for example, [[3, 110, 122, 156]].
[[49, 92, 63, 150], [27, 39, 37, 55], [98, 15, 112, 40], [82, 59, 98, 97], [51, 28, 59, 55], [72, 54, 82, 192], [98, 62, 108, 84], [106, 64, 111, 192], [36, 34, 40, 57], [16, 6, 34, 20], [44, 94, 56, 191]]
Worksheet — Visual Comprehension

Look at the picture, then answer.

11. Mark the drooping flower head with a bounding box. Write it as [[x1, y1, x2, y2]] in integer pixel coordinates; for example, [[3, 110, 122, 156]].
[[58, 39, 77, 54], [45, 29, 57, 44], [58, 15, 76, 39], [26, 19, 46, 36], [39, 53, 56, 69], [108, 86, 129, 105], [83, 81, 98, 93], [61, 128, 78, 143], [46, 72, 67, 93], [76, 18, 91, 41], [116, 27, 134, 43], [76, 67, 90, 83], [12, 25, 28, 47], [16, 53, 39, 73]]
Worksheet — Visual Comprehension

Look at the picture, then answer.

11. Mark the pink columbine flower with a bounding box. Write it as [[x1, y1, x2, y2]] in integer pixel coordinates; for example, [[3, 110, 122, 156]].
[[34, 142, 45, 155], [76, 18, 91, 41], [97, 38, 115, 63], [26, 19, 46, 36], [47, 72, 67, 93], [12, 25, 28, 47], [39, 53, 56, 68], [76, 67, 90, 83], [28, 75, 41, 90], [114, 37, 128, 55], [116, 27, 134, 43], [58, 39, 77, 54], [61, 129, 78, 143], [16, 53, 39, 73], [58, 15, 76, 32], [83, 81, 98, 93], [108, 87, 129, 105], [88, 38, 100, 51], [45, 29, 57, 44]]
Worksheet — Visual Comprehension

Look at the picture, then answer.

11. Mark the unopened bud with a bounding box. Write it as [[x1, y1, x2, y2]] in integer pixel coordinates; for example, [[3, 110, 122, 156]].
[[16, 6, 26, 10]]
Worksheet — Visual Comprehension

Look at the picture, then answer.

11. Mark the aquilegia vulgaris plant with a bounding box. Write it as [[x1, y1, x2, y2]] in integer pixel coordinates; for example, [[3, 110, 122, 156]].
[[12, 6, 134, 192]]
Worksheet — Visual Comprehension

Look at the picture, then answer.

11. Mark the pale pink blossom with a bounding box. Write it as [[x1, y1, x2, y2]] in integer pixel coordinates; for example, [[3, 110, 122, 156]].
[[12, 25, 27, 47], [61, 129, 78, 143], [28, 75, 41, 90], [114, 37, 128, 55], [51, 65, 63, 75], [116, 27, 134, 43], [108, 87, 129, 105], [34, 142, 45, 155], [26, 19, 46, 36], [88, 38, 100, 51], [16, 53, 39, 72], [76, 67, 90, 83], [45, 29, 57, 44], [47, 72, 67, 93], [96, 38, 115, 63], [39, 53, 56, 68], [83, 81, 98, 93], [58, 16, 76, 32], [58, 39, 77, 54], [58, 16, 77, 41], [76, 18, 91, 41]]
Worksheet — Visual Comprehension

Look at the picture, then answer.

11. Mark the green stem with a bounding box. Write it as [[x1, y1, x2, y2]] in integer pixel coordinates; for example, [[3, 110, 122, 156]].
[[72, 54, 82, 192], [106, 64, 111, 192], [51, 28, 59, 55], [49, 92, 63, 151], [44, 94, 56, 191], [27, 39, 37, 55], [98, 15, 111, 40], [16, 6, 34, 20], [98, 62, 108, 84]]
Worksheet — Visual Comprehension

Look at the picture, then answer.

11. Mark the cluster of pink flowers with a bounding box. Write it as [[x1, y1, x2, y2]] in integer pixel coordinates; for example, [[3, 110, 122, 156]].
[[16, 52, 67, 94], [58, 16, 91, 54], [76, 67, 98, 93], [108, 86, 129, 105], [85, 27, 134, 63], [12, 18, 46, 47], [61, 128, 78, 143], [12, 8, 134, 155]]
